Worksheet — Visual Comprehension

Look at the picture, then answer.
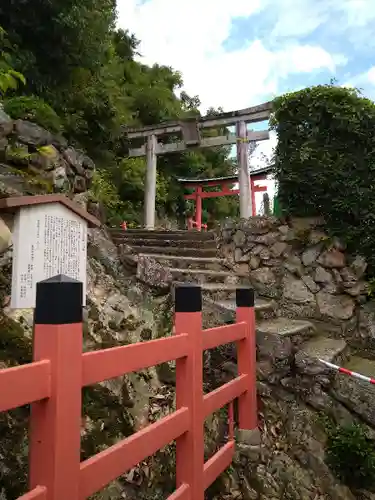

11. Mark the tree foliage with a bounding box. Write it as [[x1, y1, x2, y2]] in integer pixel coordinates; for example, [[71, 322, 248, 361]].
[[0, 27, 25, 97], [272, 84, 375, 273], [0, 4, 239, 226]]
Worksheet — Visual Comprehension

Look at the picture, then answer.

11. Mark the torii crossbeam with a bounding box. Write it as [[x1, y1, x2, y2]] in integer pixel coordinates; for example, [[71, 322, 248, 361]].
[[125, 102, 272, 229]]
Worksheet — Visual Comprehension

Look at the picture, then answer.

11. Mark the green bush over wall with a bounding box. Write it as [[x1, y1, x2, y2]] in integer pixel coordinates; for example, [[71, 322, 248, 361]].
[[4, 95, 63, 134], [271, 85, 375, 274], [325, 422, 375, 490]]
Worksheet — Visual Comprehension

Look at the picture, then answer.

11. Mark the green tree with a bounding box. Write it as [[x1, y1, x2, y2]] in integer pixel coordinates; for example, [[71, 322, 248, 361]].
[[272, 84, 375, 273], [0, 27, 25, 98], [0, 1, 240, 227]]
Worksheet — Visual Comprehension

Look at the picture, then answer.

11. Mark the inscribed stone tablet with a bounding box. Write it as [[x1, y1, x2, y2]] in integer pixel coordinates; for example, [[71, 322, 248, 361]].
[[11, 203, 87, 308]]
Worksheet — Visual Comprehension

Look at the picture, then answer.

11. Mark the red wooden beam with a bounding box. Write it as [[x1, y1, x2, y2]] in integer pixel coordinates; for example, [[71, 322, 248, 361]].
[[167, 484, 190, 500], [82, 334, 189, 386], [203, 374, 248, 418], [184, 184, 267, 200], [203, 441, 235, 490], [80, 407, 189, 498], [181, 172, 268, 188], [0, 360, 51, 412], [18, 486, 47, 500], [202, 322, 246, 350]]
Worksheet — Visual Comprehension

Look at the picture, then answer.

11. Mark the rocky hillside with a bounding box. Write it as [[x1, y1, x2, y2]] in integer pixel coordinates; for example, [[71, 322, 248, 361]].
[[0, 109, 94, 195], [1, 150, 375, 499]]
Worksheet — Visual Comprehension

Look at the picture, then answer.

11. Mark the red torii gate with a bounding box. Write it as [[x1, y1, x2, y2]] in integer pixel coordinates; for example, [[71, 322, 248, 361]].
[[179, 166, 271, 231]]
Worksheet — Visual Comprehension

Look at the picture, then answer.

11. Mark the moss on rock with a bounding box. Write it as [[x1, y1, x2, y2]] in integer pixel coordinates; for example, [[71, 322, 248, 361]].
[[0, 314, 32, 366], [81, 386, 134, 461]]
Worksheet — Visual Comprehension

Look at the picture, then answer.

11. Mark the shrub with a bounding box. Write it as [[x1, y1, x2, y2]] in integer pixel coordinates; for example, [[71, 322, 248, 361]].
[[271, 85, 375, 274], [87, 169, 123, 223], [326, 422, 375, 489], [4, 95, 63, 134]]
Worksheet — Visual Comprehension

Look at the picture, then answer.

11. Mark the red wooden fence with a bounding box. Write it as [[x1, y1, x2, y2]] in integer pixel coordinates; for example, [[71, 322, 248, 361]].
[[0, 275, 257, 500]]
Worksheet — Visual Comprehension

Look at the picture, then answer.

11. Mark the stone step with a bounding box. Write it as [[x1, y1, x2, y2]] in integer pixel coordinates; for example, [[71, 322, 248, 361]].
[[298, 336, 348, 364], [256, 317, 315, 337], [129, 245, 218, 258], [295, 336, 349, 375], [168, 267, 236, 284], [112, 237, 216, 249], [136, 253, 227, 271], [201, 282, 247, 301], [206, 297, 276, 321], [110, 229, 215, 241]]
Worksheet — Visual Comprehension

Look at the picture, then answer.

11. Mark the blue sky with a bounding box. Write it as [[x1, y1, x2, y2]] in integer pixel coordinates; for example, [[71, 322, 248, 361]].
[[223, 0, 375, 100], [118, 0, 375, 163]]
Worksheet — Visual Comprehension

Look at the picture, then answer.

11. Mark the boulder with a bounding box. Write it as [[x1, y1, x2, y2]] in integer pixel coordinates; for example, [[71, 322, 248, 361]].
[[309, 230, 328, 245], [249, 255, 260, 270], [233, 229, 246, 247], [234, 247, 247, 262], [0, 137, 8, 160], [318, 249, 345, 268], [5, 142, 30, 165], [301, 275, 320, 293], [316, 291, 355, 320], [351, 255, 367, 279], [340, 266, 357, 283], [314, 266, 333, 284], [73, 176, 87, 193], [250, 267, 279, 298], [137, 255, 172, 289], [282, 274, 315, 304], [82, 155, 95, 170], [14, 120, 53, 146], [0, 109, 13, 137], [301, 244, 323, 266], [270, 241, 288, 258], [357, 301, 375, 349], [63, 147, 85, 175], [283, 254, 304, 277], [29, 145, 60, 171], [52, 165, 68, 191], [252, 231, 280, 246]]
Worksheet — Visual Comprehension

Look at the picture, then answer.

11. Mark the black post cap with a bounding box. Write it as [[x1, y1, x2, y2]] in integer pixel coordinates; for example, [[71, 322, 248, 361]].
[[174, 284, 202, 313], [236, 287, 255, 308], [34, 274, 83, 325]]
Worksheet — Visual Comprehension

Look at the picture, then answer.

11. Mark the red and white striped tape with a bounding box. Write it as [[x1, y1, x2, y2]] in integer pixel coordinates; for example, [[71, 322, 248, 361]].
[[318, 358, 375, 385]]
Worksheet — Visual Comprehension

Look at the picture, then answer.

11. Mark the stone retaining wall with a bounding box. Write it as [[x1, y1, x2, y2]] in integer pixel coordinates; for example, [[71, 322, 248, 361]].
[[218, 216, 374, 348]]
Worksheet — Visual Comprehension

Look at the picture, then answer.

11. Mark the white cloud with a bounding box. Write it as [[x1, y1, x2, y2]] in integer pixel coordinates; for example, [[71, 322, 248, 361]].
[[117, 0, 349, 167], [269, 0, 329, 39], [117, 0, 345, 113], [368, 67, 375, 86], [343, 66, 375, 100]]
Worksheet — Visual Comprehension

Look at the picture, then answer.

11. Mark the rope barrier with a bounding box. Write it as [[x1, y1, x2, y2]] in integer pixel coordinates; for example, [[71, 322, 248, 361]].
[[318, 358, 375, 385]]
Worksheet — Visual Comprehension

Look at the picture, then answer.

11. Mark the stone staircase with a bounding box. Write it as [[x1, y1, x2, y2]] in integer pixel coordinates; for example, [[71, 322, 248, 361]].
[[109, 228, 353, 376]]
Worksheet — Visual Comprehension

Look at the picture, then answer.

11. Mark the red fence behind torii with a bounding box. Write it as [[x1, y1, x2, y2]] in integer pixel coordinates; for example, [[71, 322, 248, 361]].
[[0, 276, 257, 500], [179, 168, 270, 231]]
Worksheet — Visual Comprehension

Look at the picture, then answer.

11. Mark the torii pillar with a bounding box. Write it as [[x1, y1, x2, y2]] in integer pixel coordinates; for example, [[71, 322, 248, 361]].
[[144, 134, 157, 230], [236, 121, 252, 218]]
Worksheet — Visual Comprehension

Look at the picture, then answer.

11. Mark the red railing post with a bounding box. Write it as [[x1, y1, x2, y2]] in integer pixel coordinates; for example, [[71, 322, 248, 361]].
[[235, 287, 257, 431], [174, 284, 204, 500], [29, 275, 83, 500]]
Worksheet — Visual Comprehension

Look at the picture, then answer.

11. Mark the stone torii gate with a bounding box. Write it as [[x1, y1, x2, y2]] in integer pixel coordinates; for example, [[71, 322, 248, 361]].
[[126, 102, 271, 229]]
